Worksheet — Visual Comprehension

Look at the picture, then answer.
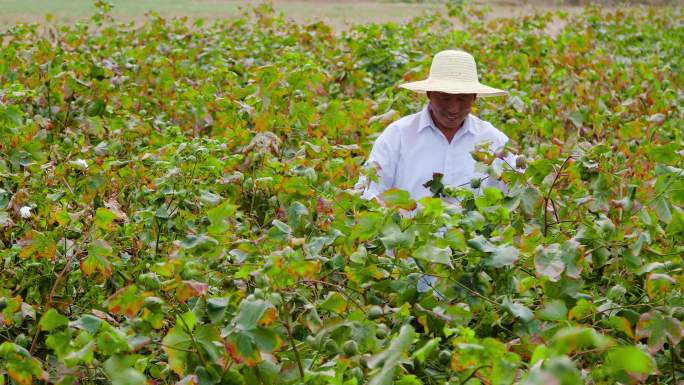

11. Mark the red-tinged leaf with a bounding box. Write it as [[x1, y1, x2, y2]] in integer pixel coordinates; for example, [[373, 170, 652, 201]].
[[81, 239, 113, 278], [645, 273, 675, 299], [0, 296, 22, 326], [225, 332, 260, 366], [176, 280, 209, 303], [107, 285, 144, 317], [18, 230, 56, 259], [0, 342, 47, 385], [606, 316, 636, 341], [236, 298, 276, 331], [380, 188, 417, 211], [636, 311, 684, 354]]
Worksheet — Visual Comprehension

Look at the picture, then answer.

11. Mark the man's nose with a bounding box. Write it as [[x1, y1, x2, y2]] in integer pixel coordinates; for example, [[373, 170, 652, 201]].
[[446, 100, 469, 112]]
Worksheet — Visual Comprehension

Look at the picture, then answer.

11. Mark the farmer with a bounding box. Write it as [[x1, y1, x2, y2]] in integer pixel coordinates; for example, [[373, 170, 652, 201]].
[[356, 50, 510, 202]]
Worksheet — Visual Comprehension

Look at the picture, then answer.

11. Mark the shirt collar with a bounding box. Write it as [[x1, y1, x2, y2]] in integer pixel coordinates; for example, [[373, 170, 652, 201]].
[[417, 104, 477, 136]]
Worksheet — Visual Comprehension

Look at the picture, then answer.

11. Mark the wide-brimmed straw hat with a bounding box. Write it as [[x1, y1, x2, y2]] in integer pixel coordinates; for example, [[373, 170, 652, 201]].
[[400, 50, 507, 97]]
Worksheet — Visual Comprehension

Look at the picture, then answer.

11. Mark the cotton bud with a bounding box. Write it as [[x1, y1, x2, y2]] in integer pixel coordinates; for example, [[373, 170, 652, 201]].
[[470, 178, 481, 189], [515, 155, 528, 169], [19, 206, 32, 218]]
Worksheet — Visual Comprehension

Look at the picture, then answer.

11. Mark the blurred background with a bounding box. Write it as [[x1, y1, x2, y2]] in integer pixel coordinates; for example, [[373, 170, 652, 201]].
[[1, 0, 681, 30]]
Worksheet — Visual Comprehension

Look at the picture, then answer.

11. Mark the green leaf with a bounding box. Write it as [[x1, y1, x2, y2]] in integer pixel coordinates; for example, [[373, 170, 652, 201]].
[[368, 324, 416, 385], [551, 327, 614, 355], [414, 243, 452, 267], [71, 314, 102, 334], [180, 234, 218, 249], [379, 222, 415, 249], [351, 212, 384, 241], [519, 186, 543, 216], [350, 245, 367, 264], [467, 235, 496, 252], [267, 219, 292, 241], [177, 311, 197, 333], [502, 298, 533, 322], [380, 188, 417, 210], [636, 311, 684, 354], [81, 239, 113, 278], [39, 308, 68, 331], [195, 325, 222, 361], [443, 229, 466, 252], [534, 243, 564, 282], [226, 331, 259, 364], [94, 207, 117, 229], [411, 338, 440, 363], [103, 355, 146, 385], [568, 110, 583, 129], [605, 346, 655, 375], [396, 375, 423, 385], [250, 327, 281, 353], [537, 299, 567, 321], [207, 200, 236, 234], [0, 342, 45, 384], [162, 327, 192, 375], [236, 298, 275, 331], [469, 236, 519, 268], [484, 245, 519, 268], [206, 297, 229, 323], [319, 292, 347, 314]]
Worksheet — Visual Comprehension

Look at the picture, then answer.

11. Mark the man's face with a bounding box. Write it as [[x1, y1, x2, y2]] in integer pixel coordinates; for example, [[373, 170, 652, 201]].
[[427, 92, 477, 130]]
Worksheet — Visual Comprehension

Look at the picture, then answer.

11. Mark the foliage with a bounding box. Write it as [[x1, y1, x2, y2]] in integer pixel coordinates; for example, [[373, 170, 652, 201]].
[[0, 1, 682, 384]]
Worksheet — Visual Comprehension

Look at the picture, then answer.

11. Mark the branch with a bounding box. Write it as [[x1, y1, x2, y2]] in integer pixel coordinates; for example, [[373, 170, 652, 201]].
[[460, 364, 492, 385], [298, 279, 364, 311], [543, 156, 573, 237], [282, 298, 305, 379]]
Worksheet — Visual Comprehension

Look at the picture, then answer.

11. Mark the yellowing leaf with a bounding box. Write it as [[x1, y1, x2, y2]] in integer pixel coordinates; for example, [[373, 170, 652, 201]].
[[176, 280, 208, 303], [81, 239, 113, 278], [18, 230, 56, 259], [380, 188, 417, 211], [107, 285, 144, 317]]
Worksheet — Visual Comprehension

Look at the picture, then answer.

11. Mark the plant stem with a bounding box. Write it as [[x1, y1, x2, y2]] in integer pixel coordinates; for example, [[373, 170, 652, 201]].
[[298, 279, 364, 310], [460, 364, 491, 385], [282, 297, 305, 379], [177, 313, 210, 369], [544, 156, 572, 237]]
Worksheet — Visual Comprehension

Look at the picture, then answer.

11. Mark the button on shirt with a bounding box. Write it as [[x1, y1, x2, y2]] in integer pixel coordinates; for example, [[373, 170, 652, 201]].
[[356, 105, 509, 201]]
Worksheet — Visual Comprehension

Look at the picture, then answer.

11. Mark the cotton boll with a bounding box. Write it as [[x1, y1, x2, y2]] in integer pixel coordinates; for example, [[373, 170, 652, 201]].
[[19, 206, 32, 218], [68, 159, 88, 170]]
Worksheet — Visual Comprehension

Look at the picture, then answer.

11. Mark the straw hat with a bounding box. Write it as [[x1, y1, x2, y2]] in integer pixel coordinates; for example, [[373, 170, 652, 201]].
[[400, 50, 507, 97]]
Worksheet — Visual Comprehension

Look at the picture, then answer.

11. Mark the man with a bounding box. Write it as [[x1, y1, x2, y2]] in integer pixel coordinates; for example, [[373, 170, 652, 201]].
[[356, 50, 510, 202]]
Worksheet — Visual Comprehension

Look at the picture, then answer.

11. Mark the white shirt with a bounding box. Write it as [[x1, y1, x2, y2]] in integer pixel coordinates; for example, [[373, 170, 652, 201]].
[[356, 105, 509, 201]]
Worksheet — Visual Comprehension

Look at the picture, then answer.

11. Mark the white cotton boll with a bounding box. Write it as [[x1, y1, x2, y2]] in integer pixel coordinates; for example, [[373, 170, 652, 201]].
[[19, 206, 32, 218], [68, 159, 88, 170]]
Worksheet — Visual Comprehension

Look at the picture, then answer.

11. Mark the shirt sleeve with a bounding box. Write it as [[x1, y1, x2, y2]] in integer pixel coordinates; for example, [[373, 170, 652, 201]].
[[355, 125, 400, 200]]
